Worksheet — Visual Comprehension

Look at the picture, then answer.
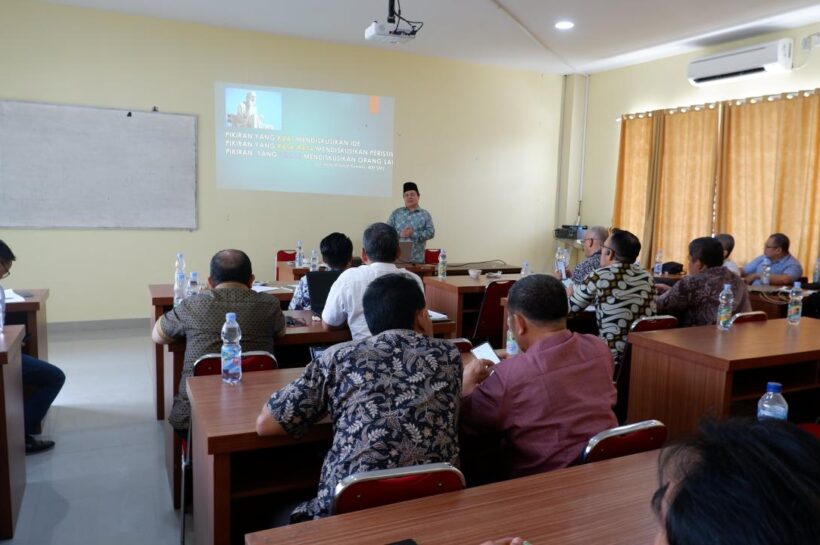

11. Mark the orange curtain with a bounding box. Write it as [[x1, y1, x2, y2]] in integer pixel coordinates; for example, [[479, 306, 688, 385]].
[[652, 107, 720, 267], [612, 115, 655, 257]]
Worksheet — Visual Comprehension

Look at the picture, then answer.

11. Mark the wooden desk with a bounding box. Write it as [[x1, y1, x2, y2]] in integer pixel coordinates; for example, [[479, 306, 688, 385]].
[[149, 284, 294, 421], [189, 369, 332, 545], [628, 318, 820, 439], [424, 274, 521, 337], [162, 310, 456, 507], [0, 326, 26, 540], [749, 290, 788, 319], [277, 263, 522, 282], [5, 289, 49, 360], [245, 450, 660, 545]]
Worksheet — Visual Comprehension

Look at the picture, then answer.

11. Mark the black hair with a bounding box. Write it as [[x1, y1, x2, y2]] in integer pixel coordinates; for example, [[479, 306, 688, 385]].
[[210, 249, 253, 285], [769, 233, 790, 254], [320, 232, 353, 270], [507, 274, 568, 324], [0, 240, 16, 264], [715, 233, 735, 257], [363, 222, 399, 263], [688, 237, 724, 268], [363, 274, 425, 334], [607, 229, 641, 264], [653, 418, 820, 545]]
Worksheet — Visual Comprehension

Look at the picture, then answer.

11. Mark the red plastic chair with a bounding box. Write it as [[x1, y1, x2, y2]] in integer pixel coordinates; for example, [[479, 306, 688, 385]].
[[180, 351, 277, 543], [615, 315, 678, 424], [730, 311, 768, 325], [424, 249, 441, 265], [275, 250, 297, 280], [471, 280, 515, 348], [797, 423, 820, 440], [581, 419, 667, 463], [331, 462, 465, 515]]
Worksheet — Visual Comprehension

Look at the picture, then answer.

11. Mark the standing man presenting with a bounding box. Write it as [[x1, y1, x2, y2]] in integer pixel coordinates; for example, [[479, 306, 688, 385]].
[[387, 181, 435, 264]]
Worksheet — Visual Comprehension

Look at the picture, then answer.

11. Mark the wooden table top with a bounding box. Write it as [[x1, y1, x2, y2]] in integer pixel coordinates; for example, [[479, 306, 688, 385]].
[[244, 450, 660, 545], [188, 368, 331, 455], [149, 283, 296, 306], [4, 289, 48, 311], [628, 317, 820, 371], [0, 326, 25, 364], [423, 274, 522, 293]]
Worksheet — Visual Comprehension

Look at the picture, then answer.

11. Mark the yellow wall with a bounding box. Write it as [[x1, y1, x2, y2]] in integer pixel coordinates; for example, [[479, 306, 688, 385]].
[[583, 23, 820, 229], [0, 0, 563, 322]]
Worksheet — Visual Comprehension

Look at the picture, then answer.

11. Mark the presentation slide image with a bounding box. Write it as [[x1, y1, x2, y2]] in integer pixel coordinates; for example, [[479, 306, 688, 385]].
[[215, 82, 395, 197]]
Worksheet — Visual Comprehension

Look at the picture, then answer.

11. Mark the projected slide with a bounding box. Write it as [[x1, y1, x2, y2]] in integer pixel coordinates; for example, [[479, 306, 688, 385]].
[[215, 82, 395, 197]]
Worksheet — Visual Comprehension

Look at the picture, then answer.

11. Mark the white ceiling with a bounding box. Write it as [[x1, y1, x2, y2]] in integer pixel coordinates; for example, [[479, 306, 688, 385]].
[[46, 0, 820, 73]]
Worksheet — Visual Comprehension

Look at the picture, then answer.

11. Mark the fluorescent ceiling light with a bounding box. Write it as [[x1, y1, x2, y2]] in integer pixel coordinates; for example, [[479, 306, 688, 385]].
[[555, 21, 574, 30]]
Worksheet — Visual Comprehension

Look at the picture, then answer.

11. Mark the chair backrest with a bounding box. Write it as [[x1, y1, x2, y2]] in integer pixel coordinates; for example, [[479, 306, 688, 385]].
[[331, 462, 465, 515], [424, 249, 441, 265], [581, 419, 667, 463], [630, 314, 678, 332], [730, 310, 768, 325], [275, 250, 297, 280], [472, 280, 515, 347], [192, 350, 277, 377], [449, 338, 473, 353]]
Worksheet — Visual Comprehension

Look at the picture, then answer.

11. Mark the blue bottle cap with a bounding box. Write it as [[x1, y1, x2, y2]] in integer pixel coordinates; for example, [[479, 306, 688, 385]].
[[766, 382, 782, 394], [226, 312, 236, 321], [794, 281, 801, 289], [190, 272, 198, 280]]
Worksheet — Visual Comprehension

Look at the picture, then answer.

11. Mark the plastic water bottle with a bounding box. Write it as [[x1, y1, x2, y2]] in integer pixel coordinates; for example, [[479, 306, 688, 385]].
[[185, 272, 200, 298], [757, 382, 788, 421], [173, 271, 186, 308], [221, 312, 242, 385], [813, 257, 820, 284], [717, 283, 734, 330], [295, 240, 304, 267], [437, 249, 447, 279], [174, 252, 186, 281], [0, 284, 5, 333], [505, 328, 518, 356], [653, 250, 663, 276], [787, 281, 803, 325], [554, 247, 566, 279], [309, 249, 319, 272], [521, 261, 531, 277], [761, 258, 772, 285]]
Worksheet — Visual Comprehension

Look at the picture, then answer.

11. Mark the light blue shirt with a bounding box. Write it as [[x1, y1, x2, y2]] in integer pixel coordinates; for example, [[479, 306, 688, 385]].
[[387, 206, 435, 263], [743, 254, 803, 285]]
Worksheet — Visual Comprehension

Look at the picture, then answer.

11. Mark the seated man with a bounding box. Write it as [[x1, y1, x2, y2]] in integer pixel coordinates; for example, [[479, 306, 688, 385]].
[[0, 240, 66, 454], [715, 233, 740, 276], [152, 249, 286, 433], [288, 232, 353, 311], [656, 237, 751, 327], [568, 229, 656, 365], [652, 418, 820, 545], [257, 274, 481, 521], [460, 274, 617, 480], [322, 222, 424, 340], [742, 233, 803, 286], [569, 225, 608, 286]]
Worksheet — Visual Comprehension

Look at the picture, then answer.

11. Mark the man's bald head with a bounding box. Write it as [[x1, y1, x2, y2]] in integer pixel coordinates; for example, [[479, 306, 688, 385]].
[[210, 249, 253, 286]]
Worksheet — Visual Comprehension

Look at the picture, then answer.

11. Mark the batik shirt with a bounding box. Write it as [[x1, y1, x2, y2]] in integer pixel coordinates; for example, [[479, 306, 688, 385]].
[[287, 276, 311, 310], [656, 266, 751, 327], [387, 206, 435, 263], [266, 329, 462, 520], [571, 251, 602, 286], [569, 262, 656, 365]]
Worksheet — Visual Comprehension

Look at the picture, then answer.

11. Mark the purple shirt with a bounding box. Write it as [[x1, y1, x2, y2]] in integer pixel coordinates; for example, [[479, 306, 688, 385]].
[[460, 330, 617, 478]]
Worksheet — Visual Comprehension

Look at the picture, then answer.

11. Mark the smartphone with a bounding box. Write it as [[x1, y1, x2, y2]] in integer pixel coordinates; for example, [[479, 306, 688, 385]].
[[471, 341, 501, 364]]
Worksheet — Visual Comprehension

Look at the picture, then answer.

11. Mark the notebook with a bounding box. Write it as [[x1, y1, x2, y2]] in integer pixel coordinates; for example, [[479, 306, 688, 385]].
[[305, 270, 343, 316]]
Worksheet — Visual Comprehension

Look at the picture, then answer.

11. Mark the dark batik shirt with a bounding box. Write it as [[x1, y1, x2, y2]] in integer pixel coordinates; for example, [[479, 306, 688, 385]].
[[160, 285, 286, 430], [572, 251, 602, 286], [266, 329, 462, 520], [656, 266, 751, 327]]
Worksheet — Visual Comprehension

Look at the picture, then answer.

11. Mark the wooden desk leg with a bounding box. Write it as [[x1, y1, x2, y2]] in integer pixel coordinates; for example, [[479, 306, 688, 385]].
[[153, 306, 165, 421], [193, 416, 232, 545], [24, 305, 48, 361], [0, 342, 25, 539], [164, 348, 183, 509]]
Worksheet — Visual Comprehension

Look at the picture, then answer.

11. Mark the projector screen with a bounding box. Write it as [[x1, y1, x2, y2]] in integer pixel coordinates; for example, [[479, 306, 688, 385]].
[[215, 82, 395, 197]]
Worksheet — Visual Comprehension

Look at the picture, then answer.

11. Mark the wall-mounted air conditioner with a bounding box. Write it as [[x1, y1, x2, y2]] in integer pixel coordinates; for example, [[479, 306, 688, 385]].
[[687, 38, 793, 86]]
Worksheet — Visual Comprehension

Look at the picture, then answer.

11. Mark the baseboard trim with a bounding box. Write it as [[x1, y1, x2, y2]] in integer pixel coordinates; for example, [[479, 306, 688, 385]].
[[48, 318, 149, 334]]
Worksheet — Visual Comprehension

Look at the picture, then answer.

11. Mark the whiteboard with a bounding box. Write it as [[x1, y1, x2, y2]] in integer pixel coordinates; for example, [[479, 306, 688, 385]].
[[0, 100, 197, 229]]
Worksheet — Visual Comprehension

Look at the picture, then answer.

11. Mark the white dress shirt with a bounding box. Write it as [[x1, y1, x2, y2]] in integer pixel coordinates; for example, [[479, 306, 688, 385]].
[[321, 262, 425, 340]]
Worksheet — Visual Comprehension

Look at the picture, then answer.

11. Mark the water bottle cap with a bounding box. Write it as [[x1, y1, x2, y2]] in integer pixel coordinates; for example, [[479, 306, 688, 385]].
[[176, 252, 184, 258], [226, 312, 236, 321], [793, 281, 801, 288], [766, 382, 782, 393], [723, 283, 732, 290], [190, 272, 198, 280]]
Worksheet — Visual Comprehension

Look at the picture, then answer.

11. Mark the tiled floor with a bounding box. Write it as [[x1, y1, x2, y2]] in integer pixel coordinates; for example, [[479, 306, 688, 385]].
[[6, 325, 183, 545]]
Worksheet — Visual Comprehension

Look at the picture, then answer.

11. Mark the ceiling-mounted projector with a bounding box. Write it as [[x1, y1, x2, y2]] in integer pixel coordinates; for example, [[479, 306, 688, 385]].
[[364, 0, 422, 44]]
